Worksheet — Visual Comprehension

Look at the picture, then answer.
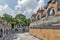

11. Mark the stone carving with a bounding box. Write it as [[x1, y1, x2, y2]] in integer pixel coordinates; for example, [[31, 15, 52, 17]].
[[30, 0, 60, 28], [31, 0, 58, 22]]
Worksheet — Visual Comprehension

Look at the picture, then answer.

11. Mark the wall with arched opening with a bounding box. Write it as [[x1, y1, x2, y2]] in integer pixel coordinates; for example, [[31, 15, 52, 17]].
[[47, 8, 55, 16], [45, 1, 58, 18]]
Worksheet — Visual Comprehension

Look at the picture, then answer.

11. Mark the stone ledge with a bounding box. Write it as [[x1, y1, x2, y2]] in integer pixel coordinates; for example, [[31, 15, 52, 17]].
[[30, 16, 60, 28], [30, 23, 60, 29]]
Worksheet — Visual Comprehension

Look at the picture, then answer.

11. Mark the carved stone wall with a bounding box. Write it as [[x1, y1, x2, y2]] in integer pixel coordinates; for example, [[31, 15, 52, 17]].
[[45, 1, 58, 18]]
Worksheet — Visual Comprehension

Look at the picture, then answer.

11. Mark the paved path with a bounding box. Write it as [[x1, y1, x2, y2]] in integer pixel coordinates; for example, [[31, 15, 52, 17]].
[[4, 33, 41, 40]]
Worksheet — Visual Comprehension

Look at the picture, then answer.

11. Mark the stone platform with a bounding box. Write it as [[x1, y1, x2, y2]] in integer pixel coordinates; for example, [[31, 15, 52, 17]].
[[30, 16, 60, 40]]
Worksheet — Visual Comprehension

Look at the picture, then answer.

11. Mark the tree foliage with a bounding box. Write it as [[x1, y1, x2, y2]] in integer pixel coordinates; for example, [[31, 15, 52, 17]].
[[2, 13, 31, 28]]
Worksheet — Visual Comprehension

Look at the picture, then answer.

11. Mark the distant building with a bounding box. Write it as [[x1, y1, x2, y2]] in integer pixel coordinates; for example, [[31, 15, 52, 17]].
[[0, 16, 11, 40]]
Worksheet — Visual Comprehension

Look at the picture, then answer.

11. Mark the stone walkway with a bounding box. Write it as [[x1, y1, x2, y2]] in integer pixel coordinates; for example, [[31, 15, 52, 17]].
[[5, 33, 41, 40]]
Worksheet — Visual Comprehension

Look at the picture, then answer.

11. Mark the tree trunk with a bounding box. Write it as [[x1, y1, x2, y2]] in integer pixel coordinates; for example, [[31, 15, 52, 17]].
[[19, 25, 20, 28], [11, 24, 14, 29]]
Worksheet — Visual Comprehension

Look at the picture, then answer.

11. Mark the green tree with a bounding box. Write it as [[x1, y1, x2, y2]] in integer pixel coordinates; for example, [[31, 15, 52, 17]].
[[15, 14, 26, 27], [2, 14, 16, 29], [2, 13, 31, 28], [24, 19, 31, 26], [15, 14, 26, 20], [2, 14, 12, 23]]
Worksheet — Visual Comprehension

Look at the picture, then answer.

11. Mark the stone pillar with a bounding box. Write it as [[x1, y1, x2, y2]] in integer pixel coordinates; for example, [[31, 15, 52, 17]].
[[54, 2, 58, 16], [46, 10, 48, 19]]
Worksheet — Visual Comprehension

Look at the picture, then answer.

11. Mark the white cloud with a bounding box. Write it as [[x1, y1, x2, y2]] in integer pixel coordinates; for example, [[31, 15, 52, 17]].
[[23, 8, 33, 18], [0, 0, 45, 18], [0, 4, 16, 17], [0, 5, 4, 11], [0, 5, 8, 11], [38, 0, 44, 8], [3, 4, 8, 9], [15, 0, 44, 18]]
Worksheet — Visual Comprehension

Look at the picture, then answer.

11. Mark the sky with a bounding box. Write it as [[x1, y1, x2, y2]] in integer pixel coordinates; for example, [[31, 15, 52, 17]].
[[0, 0, 49, 18]]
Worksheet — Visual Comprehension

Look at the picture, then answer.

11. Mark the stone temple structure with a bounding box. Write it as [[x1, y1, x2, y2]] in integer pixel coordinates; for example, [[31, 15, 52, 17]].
[[30, 0, 60, 40], [0, 16, 11, 40]]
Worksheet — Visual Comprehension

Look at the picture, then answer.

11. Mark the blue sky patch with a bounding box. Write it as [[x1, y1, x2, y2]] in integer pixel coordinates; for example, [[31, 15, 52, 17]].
[[0, 0, 49, 18]]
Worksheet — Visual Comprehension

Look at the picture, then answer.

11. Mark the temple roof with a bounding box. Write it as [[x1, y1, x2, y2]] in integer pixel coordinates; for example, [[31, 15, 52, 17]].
[[44, 0, 57, 9], [37, 8, 44, 13], [31, 14, 36, 18]]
